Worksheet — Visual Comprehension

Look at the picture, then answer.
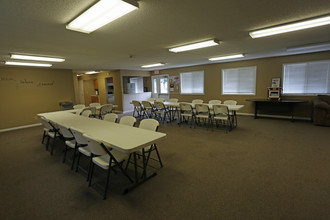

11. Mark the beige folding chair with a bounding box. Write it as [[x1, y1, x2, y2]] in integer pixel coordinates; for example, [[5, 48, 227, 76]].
[[70, 127, 91, 181], [148, 98, 156, 102], [195, 104, 212, 128], [192, 99, 203, 104], [126, 119, 163, 170], [142, 101, 154, 118], [98, 104, 113, 119], [119, 116, 136, 127], [84, 134, 132, 199], [132, 100, 144, 119], [156, 98, 165, 102], [103, 113, 118, 123], [73, 104, 85, 109], [39, 116, 59, 152], [223, 100, 237, 105], [153, 101, 170, 123], [178, 102, 195, 127], [209, 100, 222, 105], [57, 124, 76, 169], [213, 104, 232, 133]]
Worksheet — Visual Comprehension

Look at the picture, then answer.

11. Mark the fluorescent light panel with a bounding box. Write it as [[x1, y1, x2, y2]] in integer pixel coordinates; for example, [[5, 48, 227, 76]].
[[141, 63, 165, 68], [85, 71, 100, 74], [209, 54, 244, 61], [250, 15, 330, 38], [11, 54, 65, 62], [169, 39, 219, 53], [5, 61, 52, 67], [66, 0, 138, 33]]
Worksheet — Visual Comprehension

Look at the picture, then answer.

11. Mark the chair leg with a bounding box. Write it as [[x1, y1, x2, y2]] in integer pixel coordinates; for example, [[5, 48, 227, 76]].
[[88, 162, 95, 187], [154, 145, 163, 168], [63, 145, 68, 163], [46, 136, 50, 151], [87, 155, 93, 181], [71, 145, 78, 170], [42, 131, 46, 144], [103, 165, 112, 200], [75, 152, 81, 172]]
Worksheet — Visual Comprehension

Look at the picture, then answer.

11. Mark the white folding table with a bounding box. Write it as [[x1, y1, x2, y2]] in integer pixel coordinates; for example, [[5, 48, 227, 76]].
[[38, 110, 166, 192]]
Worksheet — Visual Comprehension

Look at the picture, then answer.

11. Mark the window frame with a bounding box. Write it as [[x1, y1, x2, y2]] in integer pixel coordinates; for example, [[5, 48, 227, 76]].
[[180, 70, 205, 95], [282, 60, 330, 96], [221, 66, 257, 95]]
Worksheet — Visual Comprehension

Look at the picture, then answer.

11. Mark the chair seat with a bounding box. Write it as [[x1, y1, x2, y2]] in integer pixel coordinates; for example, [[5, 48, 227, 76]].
[[48, 131, 56, 138], [92, 151, 128, 170], [65, 140, 76, 149], [214, 115, 229, 120], [196, 114, 210, 119], [78, 146, 91, 156]]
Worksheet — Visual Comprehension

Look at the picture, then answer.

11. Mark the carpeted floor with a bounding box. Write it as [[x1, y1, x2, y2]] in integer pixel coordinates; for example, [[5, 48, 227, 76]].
[[0, 115, 329, 220]]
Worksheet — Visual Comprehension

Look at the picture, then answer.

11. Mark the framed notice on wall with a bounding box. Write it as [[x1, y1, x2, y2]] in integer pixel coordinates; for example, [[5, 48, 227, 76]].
[[271, 78, 281, 88]]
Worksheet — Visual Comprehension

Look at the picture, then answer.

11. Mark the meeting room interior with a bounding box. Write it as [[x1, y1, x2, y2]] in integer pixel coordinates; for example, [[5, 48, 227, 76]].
[[0, 0, 329, 219]]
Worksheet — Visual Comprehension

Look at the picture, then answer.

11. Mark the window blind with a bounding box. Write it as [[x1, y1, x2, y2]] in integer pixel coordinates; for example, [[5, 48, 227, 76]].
[[222, 66, 256, 95], [180, 71, 204, 94], [283, 60, 330, 94]]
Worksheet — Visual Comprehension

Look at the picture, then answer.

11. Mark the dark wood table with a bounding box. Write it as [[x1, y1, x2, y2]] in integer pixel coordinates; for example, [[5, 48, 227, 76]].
[[246, 99, 307, 121]]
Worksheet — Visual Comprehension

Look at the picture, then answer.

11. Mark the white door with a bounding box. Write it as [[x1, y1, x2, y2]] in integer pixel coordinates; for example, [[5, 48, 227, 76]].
[[152, 75, 169, 100]]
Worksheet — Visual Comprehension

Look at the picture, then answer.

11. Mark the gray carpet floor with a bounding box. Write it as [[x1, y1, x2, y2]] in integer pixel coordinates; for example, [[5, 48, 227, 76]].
[[0, 115, 329, 220]]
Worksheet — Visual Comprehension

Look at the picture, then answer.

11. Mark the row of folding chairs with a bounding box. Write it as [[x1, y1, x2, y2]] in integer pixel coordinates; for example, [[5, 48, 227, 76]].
[[77, 103, 114, 119], [178, 103, 234, 133], [132, 100, 176, 122], [38, 115, 163, 199]]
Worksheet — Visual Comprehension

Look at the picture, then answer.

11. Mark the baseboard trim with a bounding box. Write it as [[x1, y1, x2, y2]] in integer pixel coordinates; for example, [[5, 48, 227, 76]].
[[0, 123, 42, 133]]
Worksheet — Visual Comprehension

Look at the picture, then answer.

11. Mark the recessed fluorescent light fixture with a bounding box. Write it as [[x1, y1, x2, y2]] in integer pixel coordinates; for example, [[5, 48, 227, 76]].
[[209, 54, 244, 61], [10, 54, 65, 62], [141, 63, 165, 68], [286, 42, 330, 52], [169, 39, 219, 53], [249, 15, 330, 38], [85, 71, 100, 74], [66, 0, 139, 34], [5, 61, 52, 67]]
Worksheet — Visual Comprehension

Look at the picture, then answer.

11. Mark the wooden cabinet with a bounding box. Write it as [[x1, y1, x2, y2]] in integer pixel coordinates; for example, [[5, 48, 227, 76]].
[[94, 79, 98, 90]]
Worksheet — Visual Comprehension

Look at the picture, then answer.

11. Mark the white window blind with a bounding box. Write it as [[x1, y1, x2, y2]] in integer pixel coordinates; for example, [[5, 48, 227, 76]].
[[283, 60, 330, 95], [180, 71, 204, 94], [222, 66, 256, 95]]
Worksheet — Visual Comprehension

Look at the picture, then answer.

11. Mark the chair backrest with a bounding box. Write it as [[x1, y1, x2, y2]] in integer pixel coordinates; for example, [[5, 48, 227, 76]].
[[156, 98, 165, 102], [195, 104, 210, 114], [192, 99, 203, 104], [148, 98, 156, 102], [119, 116, 136, 126], [73, 104, 85, 109], [89, 102, 101, 107], [142, 101, 153, 109], [154, 101, 165, 109], [179, 102, 193, 112], [83, 134, 106, 156], [39, 116, 53, 130], [132, 100, 142, 108], [223, 100, 237, 105], [169, 98, 179, 103], [57, 124, 73, 139], [139, 119, 159, 131], [209, 100, 222, 105], [70, 127, 87, 145], [100, 104, 113, 115], [103, 113, 118, 123], [80, 108, 92, 117], [213, 104, 229, 115]]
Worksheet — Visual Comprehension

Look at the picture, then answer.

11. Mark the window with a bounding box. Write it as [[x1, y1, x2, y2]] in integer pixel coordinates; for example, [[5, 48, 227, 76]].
[[180, 71, 204, 94], [283, 60, 330, 95], [222, 66, 256, 95], [160, 77, 168, 94]]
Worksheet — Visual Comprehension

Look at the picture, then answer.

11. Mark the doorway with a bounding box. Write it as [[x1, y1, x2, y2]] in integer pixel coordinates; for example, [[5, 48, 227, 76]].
[[151, 75, 169, 100]]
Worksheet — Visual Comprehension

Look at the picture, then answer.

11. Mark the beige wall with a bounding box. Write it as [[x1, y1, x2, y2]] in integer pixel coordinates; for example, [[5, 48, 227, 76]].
[[158, 51, 330, 118], [0, 66, 75, 130]]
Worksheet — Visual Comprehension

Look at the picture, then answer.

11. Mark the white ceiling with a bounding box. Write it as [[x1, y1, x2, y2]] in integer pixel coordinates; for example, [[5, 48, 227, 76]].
[[1, 0, 330, 71]]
